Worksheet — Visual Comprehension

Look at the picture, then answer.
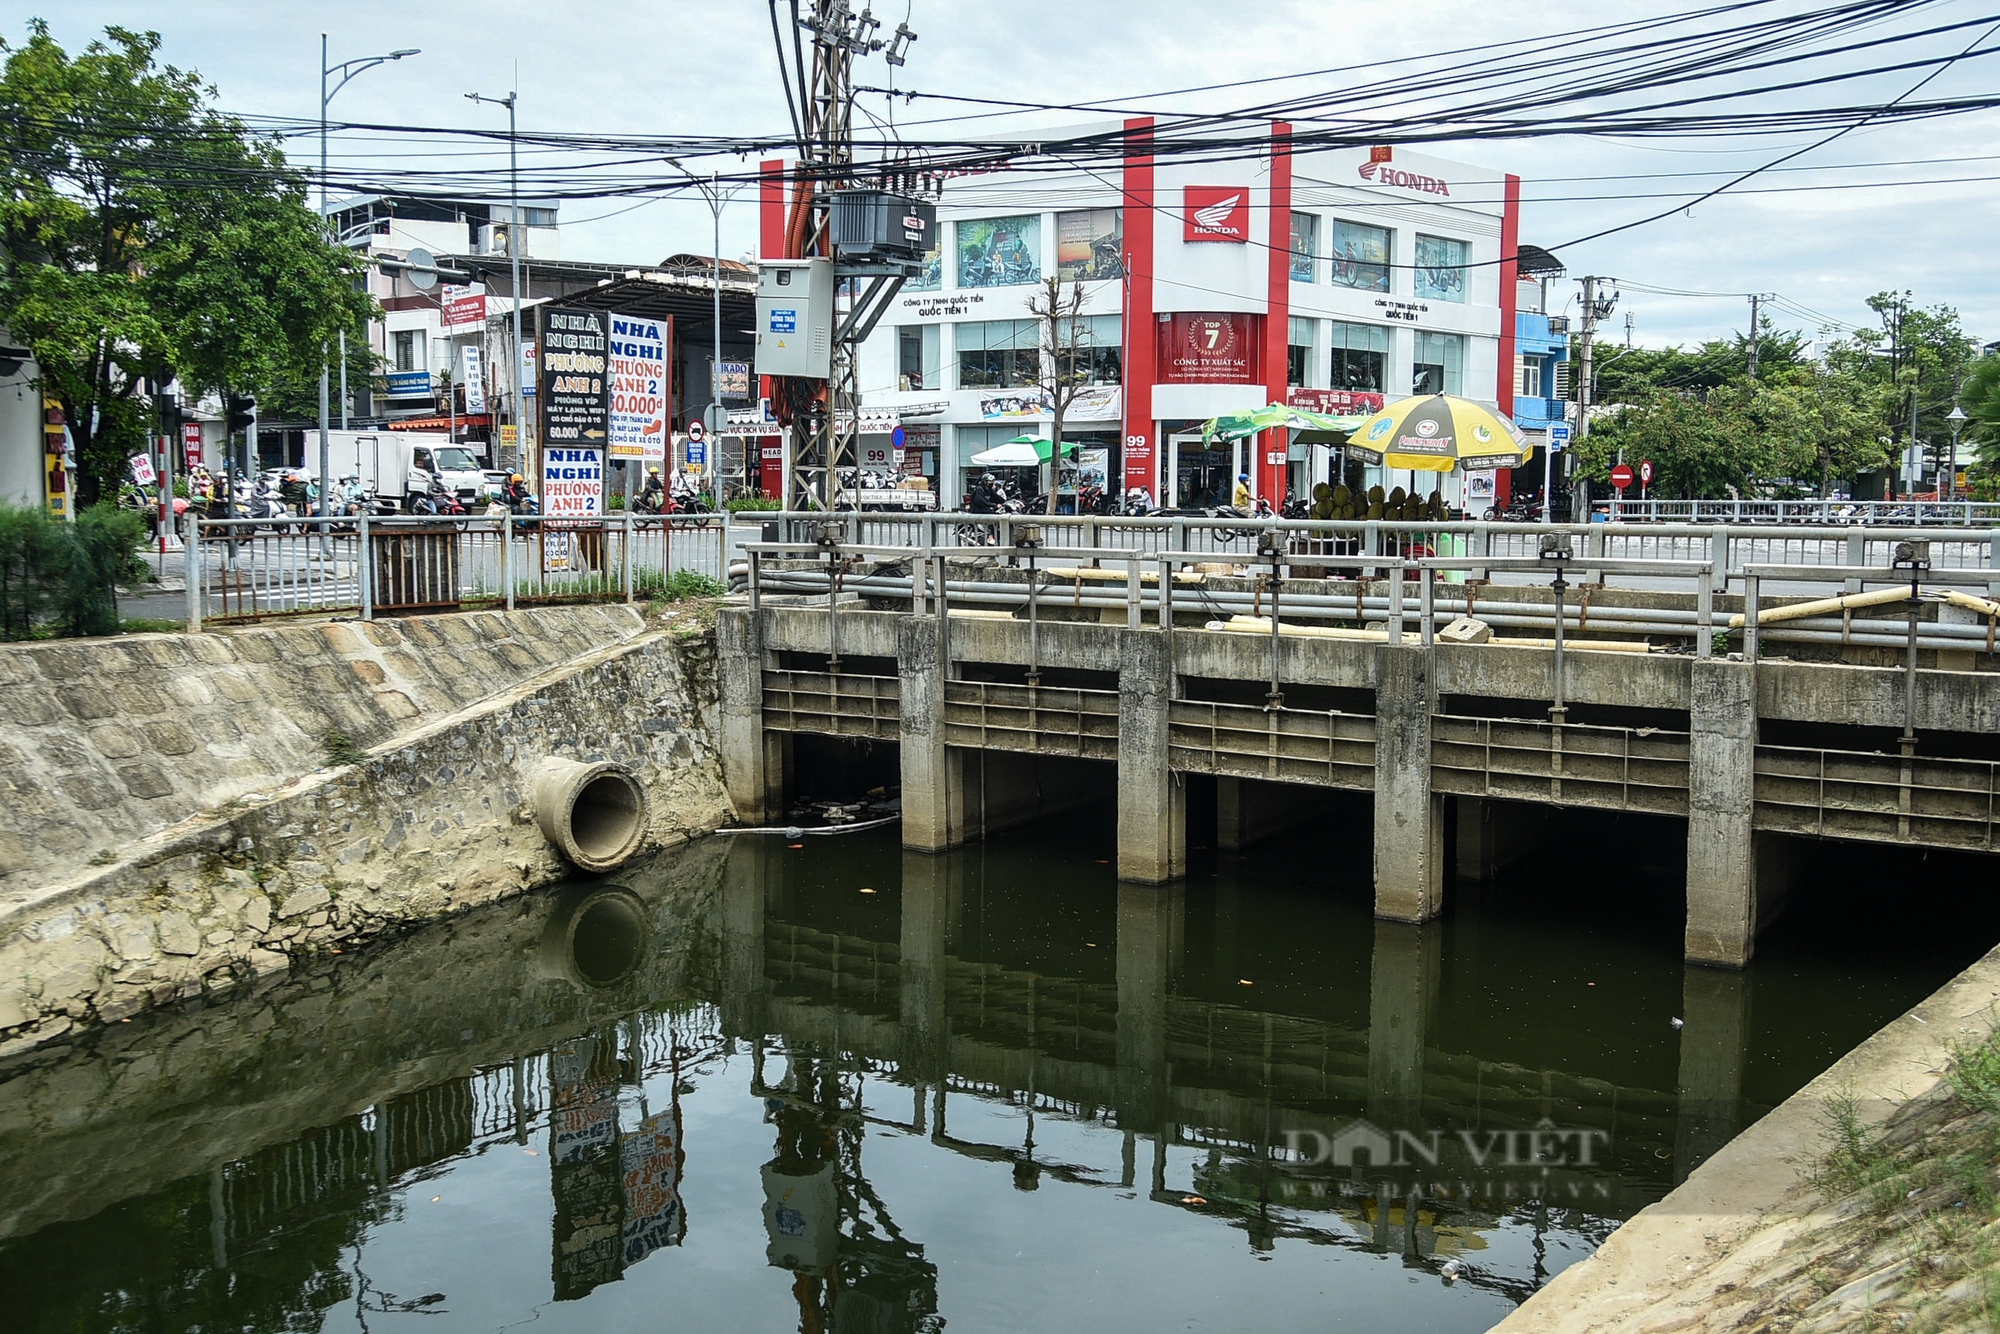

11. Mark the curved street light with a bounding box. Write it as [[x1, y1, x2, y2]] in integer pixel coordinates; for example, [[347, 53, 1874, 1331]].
[[317, 38, 420, 552]]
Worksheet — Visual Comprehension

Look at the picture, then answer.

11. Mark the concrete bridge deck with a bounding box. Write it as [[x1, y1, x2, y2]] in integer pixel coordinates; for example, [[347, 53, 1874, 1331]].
[[719, 589, 2000, 968]]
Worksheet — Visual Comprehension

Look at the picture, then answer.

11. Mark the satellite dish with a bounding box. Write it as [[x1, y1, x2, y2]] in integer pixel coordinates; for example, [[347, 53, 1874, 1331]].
[[407, 248, 438, 291]]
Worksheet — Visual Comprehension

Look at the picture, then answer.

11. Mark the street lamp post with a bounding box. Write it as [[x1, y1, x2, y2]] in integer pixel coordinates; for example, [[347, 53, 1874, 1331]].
[[466, 90, 525, 483], [320, 37, 419, 545], [666, 161, 747, 495]]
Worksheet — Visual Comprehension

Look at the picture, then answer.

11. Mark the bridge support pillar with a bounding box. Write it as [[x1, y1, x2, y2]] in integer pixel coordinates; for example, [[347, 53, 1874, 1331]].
[[1674, 964, 1751, 1182], [1687, 660, 1766, 967], [899, 617, 972, 852], [899, 851, 954, 1082], [719, 835, 775, 1042], [1373, 644, 1444, 921], [718, 608, 775, 823], [1116, 882, 1181, 1130], [1118, 630, 1185, 884], [1367, 918, 1440, 1131]]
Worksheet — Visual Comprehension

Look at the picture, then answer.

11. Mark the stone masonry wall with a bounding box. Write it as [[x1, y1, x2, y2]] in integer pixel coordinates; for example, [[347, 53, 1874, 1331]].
[[0, 605, 655, 894], [0, 613, 733, 1058]]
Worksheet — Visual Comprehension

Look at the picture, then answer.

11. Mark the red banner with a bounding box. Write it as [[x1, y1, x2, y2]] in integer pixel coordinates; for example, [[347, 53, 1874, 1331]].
[[1287, 387, 1385, 416], [1158, 312, 1259, 385]]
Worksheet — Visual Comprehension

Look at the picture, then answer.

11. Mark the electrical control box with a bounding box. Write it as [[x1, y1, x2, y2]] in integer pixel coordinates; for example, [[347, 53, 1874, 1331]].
[[755, 258, 833, 380]]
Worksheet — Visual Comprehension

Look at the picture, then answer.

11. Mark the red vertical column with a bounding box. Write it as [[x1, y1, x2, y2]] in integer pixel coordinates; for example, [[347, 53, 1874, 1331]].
[[1261, 122, 1294, 505], [1496, 172, 1521, 508], [1121, 117, 1156, 500], [757, 159, 787, 496]]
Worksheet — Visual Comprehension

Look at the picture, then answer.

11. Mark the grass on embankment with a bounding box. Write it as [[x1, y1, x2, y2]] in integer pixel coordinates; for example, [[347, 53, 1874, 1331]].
[[1768, 1026, 2000, 1332]]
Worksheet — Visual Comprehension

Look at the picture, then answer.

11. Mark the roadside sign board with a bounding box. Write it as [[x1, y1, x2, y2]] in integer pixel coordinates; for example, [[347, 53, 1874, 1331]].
[[1639, 459, 1654, 484], [1609, 463, 1635, 491], [1548, 423, 1571, 453], [685, 420, 705, 442]]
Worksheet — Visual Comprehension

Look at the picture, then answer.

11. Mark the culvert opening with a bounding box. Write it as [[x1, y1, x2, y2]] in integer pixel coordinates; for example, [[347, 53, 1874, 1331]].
[[570, 773, 645, 865], [570, 894, 648, 987]]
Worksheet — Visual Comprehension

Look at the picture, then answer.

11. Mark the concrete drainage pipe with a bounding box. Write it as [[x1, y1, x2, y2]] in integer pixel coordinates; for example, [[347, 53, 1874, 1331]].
[[532, 758, 649, 872], [534, 884, 651, 990]]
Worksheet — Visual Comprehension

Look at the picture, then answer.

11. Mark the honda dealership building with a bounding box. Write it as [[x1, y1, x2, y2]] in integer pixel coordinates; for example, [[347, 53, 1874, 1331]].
[[758, 119, 1544, 509]]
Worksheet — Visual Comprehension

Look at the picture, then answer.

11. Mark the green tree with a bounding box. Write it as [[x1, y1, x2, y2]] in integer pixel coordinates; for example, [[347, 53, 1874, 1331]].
[[0, 22, 374, 506], [1577, 378, 1863, 499], [1593, 323, 1810, 404], [1825, 292, 1976, 480]]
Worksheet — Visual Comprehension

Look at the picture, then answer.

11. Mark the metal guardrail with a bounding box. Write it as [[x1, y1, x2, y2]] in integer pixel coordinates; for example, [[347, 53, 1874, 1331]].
[[1606, 498, 2000, 526], [182, 512, 730, 628], [752, 510, 2000, 587]]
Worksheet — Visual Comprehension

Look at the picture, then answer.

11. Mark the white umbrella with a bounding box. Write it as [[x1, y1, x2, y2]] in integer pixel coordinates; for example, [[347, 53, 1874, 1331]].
[[968, 440, 1044, 467]]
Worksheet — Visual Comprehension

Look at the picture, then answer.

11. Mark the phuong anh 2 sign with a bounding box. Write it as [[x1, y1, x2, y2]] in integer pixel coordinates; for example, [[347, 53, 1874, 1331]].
[[607, 312, 669, 463], [542, 446, 604, 516], [539, 310, 609, 446]]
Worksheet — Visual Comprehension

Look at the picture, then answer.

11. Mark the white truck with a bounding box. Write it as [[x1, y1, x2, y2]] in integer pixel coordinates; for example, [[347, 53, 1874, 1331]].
[[306, 430, 495, 510]]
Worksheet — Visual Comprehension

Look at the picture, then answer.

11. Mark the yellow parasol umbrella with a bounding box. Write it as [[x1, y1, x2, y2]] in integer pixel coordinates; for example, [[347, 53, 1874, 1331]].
[[1346, 394, 1532, 472]]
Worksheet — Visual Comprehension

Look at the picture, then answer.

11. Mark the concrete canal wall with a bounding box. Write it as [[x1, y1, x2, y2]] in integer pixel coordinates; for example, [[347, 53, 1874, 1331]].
[[1489, 940, 2000, 1334], [0, 837, 729, 1243], [0, 607, 733, 1059]]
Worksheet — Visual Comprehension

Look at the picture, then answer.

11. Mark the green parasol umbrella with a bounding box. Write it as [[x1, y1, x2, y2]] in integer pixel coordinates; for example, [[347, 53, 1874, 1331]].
[[1200, 403, 1368, 445]]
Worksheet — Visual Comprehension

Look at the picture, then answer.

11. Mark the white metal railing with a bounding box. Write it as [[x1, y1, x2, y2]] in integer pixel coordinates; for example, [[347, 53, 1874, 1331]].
[[755, 511, 2000, 590], [1605, 498, 2000, 526], [739, 534, 2000, 666], [182, 512, 730, 630]]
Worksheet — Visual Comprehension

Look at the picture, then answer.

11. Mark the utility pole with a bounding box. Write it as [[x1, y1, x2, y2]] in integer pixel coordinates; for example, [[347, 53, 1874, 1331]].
[[1746, 293, 1763, 380], [467, 87, 524, 482], [1568, 275, 1615, 522], [779, 0, 917, 512]]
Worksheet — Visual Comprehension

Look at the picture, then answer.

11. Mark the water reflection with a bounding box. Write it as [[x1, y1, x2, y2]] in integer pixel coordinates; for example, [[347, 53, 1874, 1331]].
[[1, 823, 1985, 1334]]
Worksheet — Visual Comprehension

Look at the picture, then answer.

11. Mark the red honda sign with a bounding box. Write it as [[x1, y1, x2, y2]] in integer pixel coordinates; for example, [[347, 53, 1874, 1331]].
[[1183, 186, 1250, 243], [1609, 463, 1635, 491]]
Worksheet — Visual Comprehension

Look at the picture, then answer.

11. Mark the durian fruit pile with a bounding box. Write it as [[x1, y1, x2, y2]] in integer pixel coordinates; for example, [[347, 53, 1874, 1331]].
[[1309, 482, 1447, 522]]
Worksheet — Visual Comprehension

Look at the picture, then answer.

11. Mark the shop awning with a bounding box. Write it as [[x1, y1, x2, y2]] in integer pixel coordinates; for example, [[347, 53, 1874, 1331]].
[[387, 413, 492, 431]]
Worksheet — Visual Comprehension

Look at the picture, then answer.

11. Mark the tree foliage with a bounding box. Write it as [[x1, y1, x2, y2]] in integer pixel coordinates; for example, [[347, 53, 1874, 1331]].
[[1573, 290, 1980, 498], [0, 22, 375, 506]]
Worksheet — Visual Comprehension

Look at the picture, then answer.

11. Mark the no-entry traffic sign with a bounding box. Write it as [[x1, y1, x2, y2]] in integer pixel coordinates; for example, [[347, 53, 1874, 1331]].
[[1639, 459, 1655, 485], [686, 419, 706, 443], [1609, 463, 1635, 492]]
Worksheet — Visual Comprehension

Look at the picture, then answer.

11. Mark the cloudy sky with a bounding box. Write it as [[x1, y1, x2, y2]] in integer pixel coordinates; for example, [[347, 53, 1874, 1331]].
[[17, 0, 2000, 349]]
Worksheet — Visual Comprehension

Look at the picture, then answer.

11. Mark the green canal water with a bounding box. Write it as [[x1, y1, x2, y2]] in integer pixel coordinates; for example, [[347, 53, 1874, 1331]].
[[4, 807, 1994, 1334]]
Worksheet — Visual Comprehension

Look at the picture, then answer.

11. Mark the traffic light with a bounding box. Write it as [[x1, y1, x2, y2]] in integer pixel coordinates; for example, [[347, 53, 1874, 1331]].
[[225, 394, 256, 433]]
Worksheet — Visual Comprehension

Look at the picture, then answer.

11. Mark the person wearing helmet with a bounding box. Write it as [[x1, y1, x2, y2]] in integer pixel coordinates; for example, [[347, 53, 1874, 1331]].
[[637, 464, 666, 514], [1232, 472, 1252, 509], [501, 473, 531, 509]]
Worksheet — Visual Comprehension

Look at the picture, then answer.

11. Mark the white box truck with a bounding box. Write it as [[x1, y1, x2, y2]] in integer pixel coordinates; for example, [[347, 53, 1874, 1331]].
[[312, 431, 495, 510]]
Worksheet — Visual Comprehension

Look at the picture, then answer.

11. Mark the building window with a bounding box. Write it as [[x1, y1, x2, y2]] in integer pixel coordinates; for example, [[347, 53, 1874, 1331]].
[[957, 216, 1042, 288], [1414, 234, 1469, 303], [898, 324, 941, 392], [1328, 320, 1390, 392], [1065, 314, 1122, 385], [1328, 220, 1391, 293], [1518, 356, 1543, 399], [1413, 332, 1465, 395], [956, 319, 1041, 389], [1287, 315, 1316, 387], [1056, 208, 1124, 280], [1289, 212, 1319, 283], [393, 329, 420, 372]]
